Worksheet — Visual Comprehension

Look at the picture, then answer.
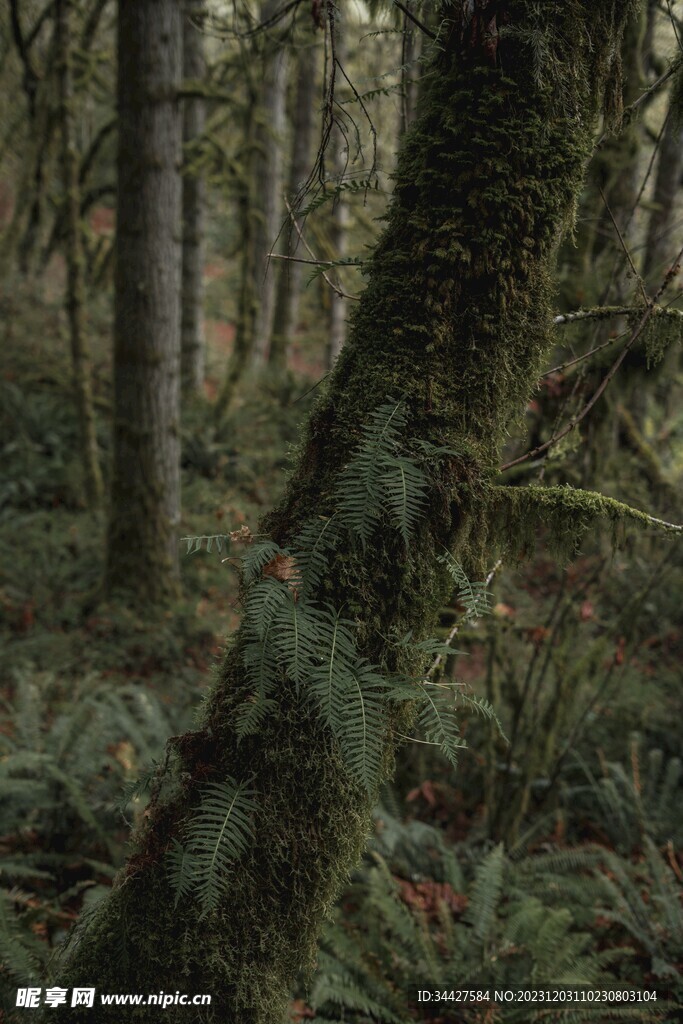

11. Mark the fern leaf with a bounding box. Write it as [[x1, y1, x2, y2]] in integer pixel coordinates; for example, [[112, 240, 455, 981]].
[[184, 779, 257, 915], [415, 684, 467, 769], [465, 842, 506, 943], [380, 455, 429, 545], [337, 663, 387, 795], [307, 606, 360, 734], [166, 839, 196, 909], [292, 515, 342, 592], [437, 551, 492, 620]]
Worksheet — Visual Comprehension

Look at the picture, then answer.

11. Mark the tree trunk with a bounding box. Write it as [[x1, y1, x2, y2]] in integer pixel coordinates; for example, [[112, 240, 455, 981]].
[[399, 9, 422, 138], [53, 3, 633, 1020], [642, 105, 683, 283], [326, 17, 349, 370], [181, 0, 206, 398], [104, 0, 182, 605], [250, 0, 289, 366], [268, 37, 318, 373], [56, 0, 104, 507]]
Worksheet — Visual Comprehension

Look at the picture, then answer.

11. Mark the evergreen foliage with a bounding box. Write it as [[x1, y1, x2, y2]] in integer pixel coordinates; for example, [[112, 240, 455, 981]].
[[167, 779, 257, 915]]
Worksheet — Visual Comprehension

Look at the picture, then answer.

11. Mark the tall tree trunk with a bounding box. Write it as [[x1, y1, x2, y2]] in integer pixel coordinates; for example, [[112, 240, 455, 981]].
[[268, 37, 318, 373], [105, 0, 182, 605], [56, 0, 104, 507], [399, 9, 422, 138], [326, 16, 348, 370], [642, 106, 683, 283], [52, 3, 633, 1020], [249, 0, 289, 366], [181, 0, 206, 398]]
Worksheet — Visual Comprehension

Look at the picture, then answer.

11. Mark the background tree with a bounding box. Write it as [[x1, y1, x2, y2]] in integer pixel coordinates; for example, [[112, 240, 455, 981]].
[[268, 33, 318, 373], [55, 0, 104, 508], [105, 0, 183, 604], [181, 0, 208, 397]]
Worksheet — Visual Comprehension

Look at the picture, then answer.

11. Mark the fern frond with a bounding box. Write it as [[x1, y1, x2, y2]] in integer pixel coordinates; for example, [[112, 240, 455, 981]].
[[456, 690, 508, 742], [415, 684, 467, 769], [292, 514, 342, 592], [180, 779, 257, 915], [337, 663, 387, 795], [465, 842, 506, 944], [380, 455, 429, 545], [272, 596, 326, 688], [437, 551, 492, 620], [166, 839, 195, 909], [241, 540, 286, 584], [307, 605, 360, 735]]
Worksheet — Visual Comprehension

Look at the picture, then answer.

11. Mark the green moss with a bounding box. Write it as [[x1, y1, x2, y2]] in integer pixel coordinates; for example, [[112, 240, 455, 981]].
[[487, 484, 680, 563]]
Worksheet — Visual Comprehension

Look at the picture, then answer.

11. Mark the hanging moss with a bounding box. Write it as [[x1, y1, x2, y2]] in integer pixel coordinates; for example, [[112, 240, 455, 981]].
[[49, 4, 642, 1022], [487, 483, 679, 563]]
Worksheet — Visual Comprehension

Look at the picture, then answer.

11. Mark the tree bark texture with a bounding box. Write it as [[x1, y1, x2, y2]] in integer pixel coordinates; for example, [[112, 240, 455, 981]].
[[326, 17, 349, 370], [105, 0, 182, 604], [643, 106, 683, 283], [54, 2, 635, 1020], [56, 0, 104, 507], [268, 37, 318, 372], [181, 0, 206, 397], [249, 0, 289, 366]]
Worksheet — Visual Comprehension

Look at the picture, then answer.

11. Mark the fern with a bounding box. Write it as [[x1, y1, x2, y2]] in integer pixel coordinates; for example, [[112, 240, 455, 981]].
[[337, 664, 387, 795], [169, 779, 257, 916], [465, 842, 506, 944], [335, 399, 421, 546], [437, 551, 492, 620], [414, 683, 468, 769]]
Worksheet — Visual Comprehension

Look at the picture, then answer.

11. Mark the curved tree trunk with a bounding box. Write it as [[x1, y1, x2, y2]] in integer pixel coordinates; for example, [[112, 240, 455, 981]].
[[56, 0, 104, 507], [53, 3, 633, 1021], [181, 0, 207, 397], [105, 0, 182, 605]]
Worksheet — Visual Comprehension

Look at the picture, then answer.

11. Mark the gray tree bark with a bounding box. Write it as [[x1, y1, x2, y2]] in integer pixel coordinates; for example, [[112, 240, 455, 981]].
[[326, 16, 349, 370], [181, 0, 206, 397], [105, 0, 183, 605], [249, 0, 289, 366], [643, 107, 683, 283], [56, 0, 104, 508], [269, 37, 318, 372]]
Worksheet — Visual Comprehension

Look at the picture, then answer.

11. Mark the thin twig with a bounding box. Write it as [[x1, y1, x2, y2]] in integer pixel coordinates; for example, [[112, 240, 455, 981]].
[[595, 61, 678, 149], [266, 253, 337, 266], [501, 309, 656, 471], [283, 195, 360, 301], [502, 252, 683, 472], [393, 1, 437, 40], [598, 186, 650, 306], [542, 331, 626, 377], [427, 559, 503, 679]]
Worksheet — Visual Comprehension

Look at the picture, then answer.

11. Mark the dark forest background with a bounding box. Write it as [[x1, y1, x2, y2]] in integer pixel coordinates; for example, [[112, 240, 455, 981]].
[[1, 1, 682, 1021]]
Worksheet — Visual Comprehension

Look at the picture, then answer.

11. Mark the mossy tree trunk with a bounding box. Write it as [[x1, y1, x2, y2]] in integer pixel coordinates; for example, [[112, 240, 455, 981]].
[[54, 2, 634, 1020], [104, 0, 182, 605], [181, 0, 206, 398], [56, 0, 104, 508]]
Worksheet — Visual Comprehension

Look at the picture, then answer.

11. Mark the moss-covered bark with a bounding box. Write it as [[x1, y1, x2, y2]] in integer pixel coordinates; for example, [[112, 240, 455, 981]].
[[51, 3, 637, 1021]]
